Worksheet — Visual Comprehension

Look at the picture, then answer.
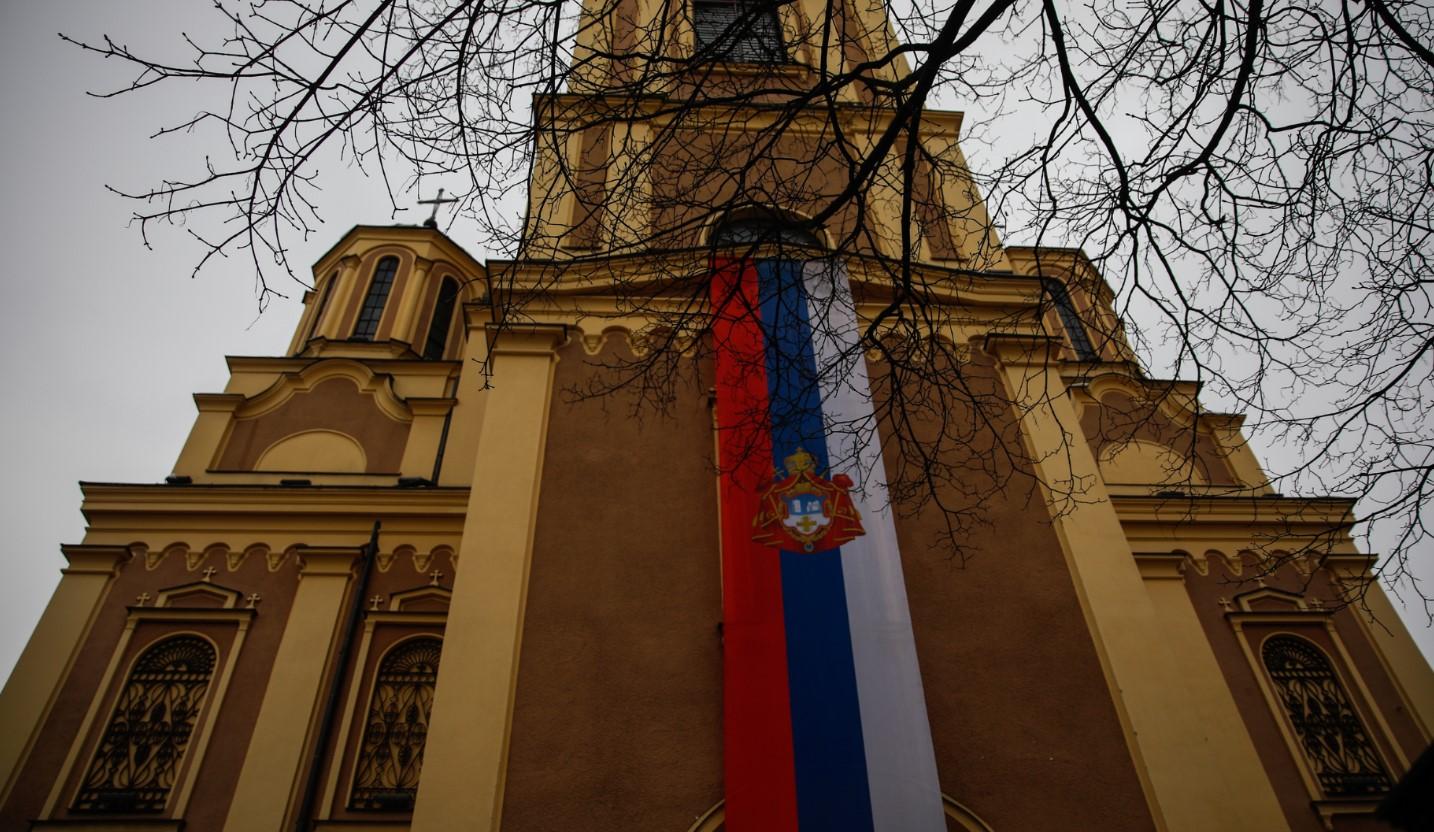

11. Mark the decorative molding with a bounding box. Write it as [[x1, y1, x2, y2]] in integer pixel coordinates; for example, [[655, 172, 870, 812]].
[[41, 614, 251, 823], [389, 585, 452, 612], [388, 544, 413, 573], [316, 613, 448, 820], [1228, 615, 1407, 810], [268, 545, 296, 572], [297, 546, 363, 577], [58, 545, 131, 576], [153, 581, 245, 610], [235, 358, 415, 424]]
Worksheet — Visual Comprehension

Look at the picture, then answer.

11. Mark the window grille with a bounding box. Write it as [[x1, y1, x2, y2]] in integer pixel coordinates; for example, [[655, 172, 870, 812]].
[[350, 638, 443, 811], [353, 257, 400, 340], [1042, 279, 1099, 362], [693, 0, 786, 63], [1261, 635, 1391, 797], [422, 278, 461, 360], [73, 636, 216, 813]]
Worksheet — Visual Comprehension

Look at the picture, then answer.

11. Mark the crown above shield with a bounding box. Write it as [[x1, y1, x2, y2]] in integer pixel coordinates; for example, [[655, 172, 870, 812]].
[[783, 447, 816, 475]]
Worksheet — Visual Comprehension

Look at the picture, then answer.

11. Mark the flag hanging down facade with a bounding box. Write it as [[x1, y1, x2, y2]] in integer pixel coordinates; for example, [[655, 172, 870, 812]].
[[711, 257, 945, 832]]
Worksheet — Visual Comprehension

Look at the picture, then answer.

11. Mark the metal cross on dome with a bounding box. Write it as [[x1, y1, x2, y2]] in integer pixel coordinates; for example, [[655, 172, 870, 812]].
[[418, 188, 459, 227]]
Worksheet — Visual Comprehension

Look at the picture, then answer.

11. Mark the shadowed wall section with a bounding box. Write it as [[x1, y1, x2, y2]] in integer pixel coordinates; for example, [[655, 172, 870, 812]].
[[501, 337, 724, 831]]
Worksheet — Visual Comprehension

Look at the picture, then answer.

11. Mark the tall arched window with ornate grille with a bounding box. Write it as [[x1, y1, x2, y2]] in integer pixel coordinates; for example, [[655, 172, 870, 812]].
[[1261, 635, 1391, 797], [353, 256, 399, 340], [349, 637, 442, 811], [73, 635, 217, 813]]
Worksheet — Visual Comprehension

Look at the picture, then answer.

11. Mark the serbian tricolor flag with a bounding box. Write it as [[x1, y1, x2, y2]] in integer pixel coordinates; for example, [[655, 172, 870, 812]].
[[712, 257, 944, 831]]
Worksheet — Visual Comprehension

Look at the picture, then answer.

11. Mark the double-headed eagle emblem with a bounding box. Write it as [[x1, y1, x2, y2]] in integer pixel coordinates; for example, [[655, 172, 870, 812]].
[[752, 447, 865, 552]]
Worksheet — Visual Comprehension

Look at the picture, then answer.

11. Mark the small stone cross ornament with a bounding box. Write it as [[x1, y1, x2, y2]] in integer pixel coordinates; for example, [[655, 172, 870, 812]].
[[245, 593, 262, 608], [135, 592, 152, 607], [201, 566, 218, 582], [370, 595, 385, 611], [429, 570, 444, 586]]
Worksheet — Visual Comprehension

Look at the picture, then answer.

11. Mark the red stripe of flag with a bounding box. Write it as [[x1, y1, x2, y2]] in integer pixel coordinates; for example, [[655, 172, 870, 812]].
[[712, 258, 799, 831]]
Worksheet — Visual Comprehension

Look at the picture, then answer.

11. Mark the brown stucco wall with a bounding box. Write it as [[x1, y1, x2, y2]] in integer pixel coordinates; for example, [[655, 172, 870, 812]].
[[1184, 560, 1422, 831], [502, 342, 1152, 830], [501, 337, 724, 831], [1, 545, 300, 829], [879, 351, 1157, 831], [217, 376, 410, 474], [1079, 391, 1239, 485]]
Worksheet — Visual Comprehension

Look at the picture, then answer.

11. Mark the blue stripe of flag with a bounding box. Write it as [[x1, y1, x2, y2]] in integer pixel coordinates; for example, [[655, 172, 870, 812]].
[[757, 259, 875, 832]]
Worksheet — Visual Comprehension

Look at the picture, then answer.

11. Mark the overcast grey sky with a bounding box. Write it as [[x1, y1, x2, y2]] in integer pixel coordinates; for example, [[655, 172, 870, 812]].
[[0, 0, 1430, 686]]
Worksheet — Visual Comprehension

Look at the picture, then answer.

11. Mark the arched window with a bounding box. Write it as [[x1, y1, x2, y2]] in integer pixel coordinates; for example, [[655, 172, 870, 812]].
[[350, 637, 443, 811], [1261, 635, 1390, 796], [1041, 279, 1098, 362], [73, 636, 217, 813], [711, 214, 822, 249], [422, 278, 461, 360], [353, 256, 400, 340]]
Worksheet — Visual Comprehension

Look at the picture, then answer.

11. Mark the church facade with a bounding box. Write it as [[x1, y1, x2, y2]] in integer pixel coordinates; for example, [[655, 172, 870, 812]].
[[2, 0, 1432, 829]]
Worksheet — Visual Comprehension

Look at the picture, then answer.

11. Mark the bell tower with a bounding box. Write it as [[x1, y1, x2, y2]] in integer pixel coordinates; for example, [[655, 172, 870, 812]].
[[519, 0, 1010, 270]]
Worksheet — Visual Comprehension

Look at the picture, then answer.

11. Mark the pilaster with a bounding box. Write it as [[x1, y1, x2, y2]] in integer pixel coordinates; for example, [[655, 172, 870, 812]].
[[315, 255, 362, 341], [0, 545, 128, 808], [172, 393, 243, 478], [222, 547, 362, 832], [388, 255, 434, 345], [410, 323, 565, 832], [985, 334, 1290, 832]]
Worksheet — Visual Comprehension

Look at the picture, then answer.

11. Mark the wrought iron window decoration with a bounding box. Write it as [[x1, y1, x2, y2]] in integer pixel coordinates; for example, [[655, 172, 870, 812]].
[[353, 256, 400, 340], [1261, 635, 1391, 797], [693, 0, 786, 63], [73, 636, 217, 813], [349, 637, 443, 811]]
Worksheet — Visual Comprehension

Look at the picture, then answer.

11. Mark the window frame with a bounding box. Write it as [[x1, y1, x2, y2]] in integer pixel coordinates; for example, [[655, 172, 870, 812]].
[[353, 256, 401, 341], [347, 635, 444, 812], [421, 278, 461, 360], [71, 635, 220, 814], [314, 596, 449, 823], [42, 594, 254, 823], [1225, 594, 1409, 827], [692, 0, 788, 64], [1041, 278, 1100, 362]]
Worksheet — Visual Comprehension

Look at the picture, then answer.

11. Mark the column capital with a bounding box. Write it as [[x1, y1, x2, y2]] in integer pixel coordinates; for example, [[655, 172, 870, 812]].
[[982, 333, 1064, 366], [59, 544, 131, 576], [484, 323, 568, 356], [295, 546, 364, 577]]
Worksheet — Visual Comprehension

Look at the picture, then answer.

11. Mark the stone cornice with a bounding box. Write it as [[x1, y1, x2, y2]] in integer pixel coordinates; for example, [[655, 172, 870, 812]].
[[59, 544, 131, 575], [78, 483, 470, 526]]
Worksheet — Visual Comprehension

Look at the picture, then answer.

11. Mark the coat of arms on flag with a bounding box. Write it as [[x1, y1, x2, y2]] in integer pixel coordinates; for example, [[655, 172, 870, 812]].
[[752, 447, 865, 552]]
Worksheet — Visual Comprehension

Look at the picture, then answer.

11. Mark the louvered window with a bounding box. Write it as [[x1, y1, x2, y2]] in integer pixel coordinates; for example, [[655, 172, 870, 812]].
[[694, 0, 786, 63], [73, 636, 216, 813]]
